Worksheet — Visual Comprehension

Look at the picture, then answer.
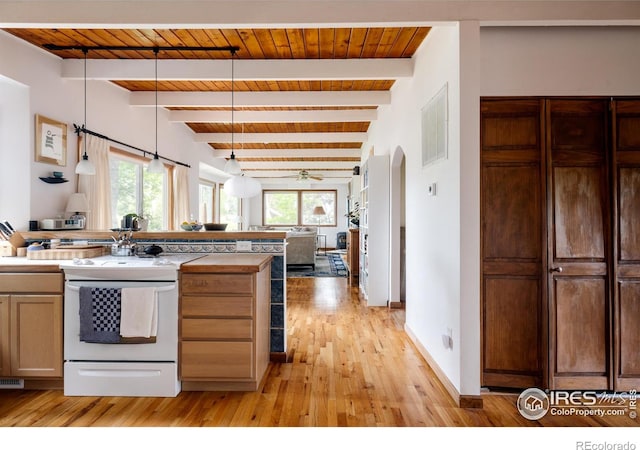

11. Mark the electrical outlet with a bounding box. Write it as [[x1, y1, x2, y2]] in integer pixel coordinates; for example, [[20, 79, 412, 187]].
[[236, 240, 252, 252], [442, 327, 453, 350]]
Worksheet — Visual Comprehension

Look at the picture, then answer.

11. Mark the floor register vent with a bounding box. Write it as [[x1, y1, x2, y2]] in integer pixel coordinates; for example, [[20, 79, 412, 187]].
[[0, 378, 24, 389]]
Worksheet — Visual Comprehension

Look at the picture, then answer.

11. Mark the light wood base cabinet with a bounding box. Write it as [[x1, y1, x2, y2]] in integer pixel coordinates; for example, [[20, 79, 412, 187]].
[[0, 272, 63, 379], [179, 254, 272, 391]]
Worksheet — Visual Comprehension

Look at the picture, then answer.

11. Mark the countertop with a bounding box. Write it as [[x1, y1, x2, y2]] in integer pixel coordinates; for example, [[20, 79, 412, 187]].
[[0, 253, 273, 273], [0, 256, 70, 272], [180, 254, 273, 273], [20, 230, 287, 240]]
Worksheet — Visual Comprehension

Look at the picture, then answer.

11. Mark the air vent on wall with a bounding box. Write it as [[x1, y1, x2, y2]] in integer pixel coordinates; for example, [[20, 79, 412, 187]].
[[0, 378, 24, 389]]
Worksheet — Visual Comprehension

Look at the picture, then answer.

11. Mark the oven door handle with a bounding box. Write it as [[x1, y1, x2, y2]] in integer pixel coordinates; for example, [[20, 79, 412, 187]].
[[65, 285, 176, 293]]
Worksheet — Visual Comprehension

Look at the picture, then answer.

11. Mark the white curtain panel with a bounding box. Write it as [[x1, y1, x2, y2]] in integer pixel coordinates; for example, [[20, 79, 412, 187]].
[[78, 134, 112, 230], [173, 165, 190, 229]]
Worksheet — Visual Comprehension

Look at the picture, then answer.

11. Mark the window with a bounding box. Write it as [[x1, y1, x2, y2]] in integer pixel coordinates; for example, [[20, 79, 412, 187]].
[[219, 185, 241, 231], [263, 190, 337, 227], [198, 181, 215, 223], [263, 191, 298, 226], [109, 151, 168, 230]]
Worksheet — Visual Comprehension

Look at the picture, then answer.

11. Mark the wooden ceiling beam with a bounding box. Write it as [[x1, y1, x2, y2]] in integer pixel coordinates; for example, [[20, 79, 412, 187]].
[[60, 58, 413, 81], [168, 109, 377, 123], [236, 160, 358, 170], [131, 90, 390, 107], [210, 149, 362, 158], [193, 131, 368, 143]]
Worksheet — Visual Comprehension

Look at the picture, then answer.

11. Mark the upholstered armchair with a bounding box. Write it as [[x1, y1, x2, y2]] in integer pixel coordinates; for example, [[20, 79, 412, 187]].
[[286, 230, 317, 269]]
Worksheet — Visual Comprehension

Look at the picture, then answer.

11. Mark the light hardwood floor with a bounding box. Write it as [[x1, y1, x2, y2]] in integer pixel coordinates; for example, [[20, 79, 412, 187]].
[[0, 276, 637, 428]]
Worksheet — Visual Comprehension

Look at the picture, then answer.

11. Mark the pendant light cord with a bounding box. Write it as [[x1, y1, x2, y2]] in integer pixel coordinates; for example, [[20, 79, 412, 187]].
[[231, 49, 235, 158], [154, 47, 159, 159], [83, 48, 88, 158]]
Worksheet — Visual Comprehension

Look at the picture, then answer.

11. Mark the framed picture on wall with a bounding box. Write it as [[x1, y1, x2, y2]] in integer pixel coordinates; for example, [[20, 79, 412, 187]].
[[35, 114, 67, 166]]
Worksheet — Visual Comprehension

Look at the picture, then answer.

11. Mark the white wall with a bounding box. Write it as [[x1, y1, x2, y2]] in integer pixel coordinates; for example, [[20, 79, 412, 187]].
[[373, 24, 640, 399], [364, 23, 466, 390], [0, 75, 30, 227], [480, 26, 640, 96], [0, 31, 213, 231]]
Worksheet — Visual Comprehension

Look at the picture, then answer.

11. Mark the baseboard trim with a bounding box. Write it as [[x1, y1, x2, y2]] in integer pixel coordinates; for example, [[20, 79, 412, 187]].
[[388, 300, 404, 309], [404, 325, 483, 409]]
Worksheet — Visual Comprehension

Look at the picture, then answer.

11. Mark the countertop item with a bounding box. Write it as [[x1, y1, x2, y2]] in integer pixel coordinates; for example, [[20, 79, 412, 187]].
[[203, 223, 227, 231], [26, 245, 106, 260], [143, 244, 163, 256]]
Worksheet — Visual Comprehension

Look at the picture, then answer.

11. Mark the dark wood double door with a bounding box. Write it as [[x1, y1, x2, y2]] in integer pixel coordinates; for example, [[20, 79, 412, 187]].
[[481, 97, 640, 391]]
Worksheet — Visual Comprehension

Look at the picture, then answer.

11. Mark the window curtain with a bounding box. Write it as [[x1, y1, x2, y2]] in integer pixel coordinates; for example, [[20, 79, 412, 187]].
[[172, 165, 190, 229], [77, 134, 112, 230]]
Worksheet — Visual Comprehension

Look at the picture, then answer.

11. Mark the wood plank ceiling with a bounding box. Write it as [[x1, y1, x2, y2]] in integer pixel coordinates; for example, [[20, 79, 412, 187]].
[[3, 27, 430, 183]]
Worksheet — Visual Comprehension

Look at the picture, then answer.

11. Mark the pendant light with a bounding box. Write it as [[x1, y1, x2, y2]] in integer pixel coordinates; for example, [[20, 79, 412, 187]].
[[224, 49, 242, 175], [224, 173, 261, 198], [75, 48, 96, 175], [147, 48, 165, 174]]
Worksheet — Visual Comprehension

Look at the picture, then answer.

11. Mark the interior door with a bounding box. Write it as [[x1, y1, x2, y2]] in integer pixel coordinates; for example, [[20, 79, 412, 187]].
[[547, 98, 611, 390], [612, 98, 640, 391], [481, 98, 546, 389]]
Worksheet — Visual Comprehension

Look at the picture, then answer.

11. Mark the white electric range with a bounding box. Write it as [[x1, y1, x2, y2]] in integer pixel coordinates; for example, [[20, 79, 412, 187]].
[[59, 254, 203, 397]]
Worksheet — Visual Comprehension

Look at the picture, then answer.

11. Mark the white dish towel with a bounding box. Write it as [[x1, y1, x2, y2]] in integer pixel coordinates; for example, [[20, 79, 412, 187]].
[[120, 287, 158, 338]]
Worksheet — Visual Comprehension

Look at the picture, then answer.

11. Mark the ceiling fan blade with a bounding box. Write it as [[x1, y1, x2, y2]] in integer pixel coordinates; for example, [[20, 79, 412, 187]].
[[310, 176, 323, 180]]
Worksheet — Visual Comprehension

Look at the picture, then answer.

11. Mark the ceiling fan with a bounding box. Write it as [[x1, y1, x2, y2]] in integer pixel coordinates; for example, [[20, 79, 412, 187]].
[[279, 169, 324, 181]]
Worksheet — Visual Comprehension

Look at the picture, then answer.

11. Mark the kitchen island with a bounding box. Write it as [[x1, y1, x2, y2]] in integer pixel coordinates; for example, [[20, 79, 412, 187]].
[[180, 254, 273, 391], [0, 252, 276, 393], [16, 229, 288, 361]]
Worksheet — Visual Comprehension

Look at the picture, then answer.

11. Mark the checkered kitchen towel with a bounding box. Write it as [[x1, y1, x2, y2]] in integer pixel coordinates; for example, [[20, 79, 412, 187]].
[[79, 287, 122, 343]]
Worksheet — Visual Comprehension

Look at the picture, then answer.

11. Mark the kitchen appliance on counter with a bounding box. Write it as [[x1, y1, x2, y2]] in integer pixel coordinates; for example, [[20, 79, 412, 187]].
[[59, 254, 202, 397], [111, 229, 136, 256], [39, 218, 85, 230]]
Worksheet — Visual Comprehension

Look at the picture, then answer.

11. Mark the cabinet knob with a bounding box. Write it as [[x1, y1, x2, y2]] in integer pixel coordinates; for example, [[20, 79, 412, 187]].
[[550, 267, 563, 273]]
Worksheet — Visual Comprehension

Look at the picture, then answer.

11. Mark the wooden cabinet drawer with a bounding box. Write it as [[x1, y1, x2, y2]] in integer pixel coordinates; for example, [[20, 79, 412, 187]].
[[182, 295, 253, 317], [181, 341, 253, 379], [0, 273, 63, 294], [182, 318, 253, 340], [181, 274, 253, 295]]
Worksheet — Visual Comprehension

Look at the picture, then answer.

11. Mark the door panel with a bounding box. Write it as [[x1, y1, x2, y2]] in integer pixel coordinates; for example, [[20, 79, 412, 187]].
[[0, 296, 9, 376], [483, 277, 541, 386], [613, 99, 640, 391], [619, 282, 640, 375], [618, 168, 640, 261], [481, 98, 546, 389], [553, 167, 605, 259], [555, 278, 607, 374], [547, 98, 611, 390], [483, 166, 541, 260]]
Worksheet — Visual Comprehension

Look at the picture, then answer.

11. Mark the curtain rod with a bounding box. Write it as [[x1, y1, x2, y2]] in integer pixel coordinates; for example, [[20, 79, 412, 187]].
[[44, 44, 239, 53], [73, 124, 191, 169]]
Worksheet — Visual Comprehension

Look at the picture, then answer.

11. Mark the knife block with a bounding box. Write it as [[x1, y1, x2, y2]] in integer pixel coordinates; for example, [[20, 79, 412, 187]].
[[0, 232, 26, 257]]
